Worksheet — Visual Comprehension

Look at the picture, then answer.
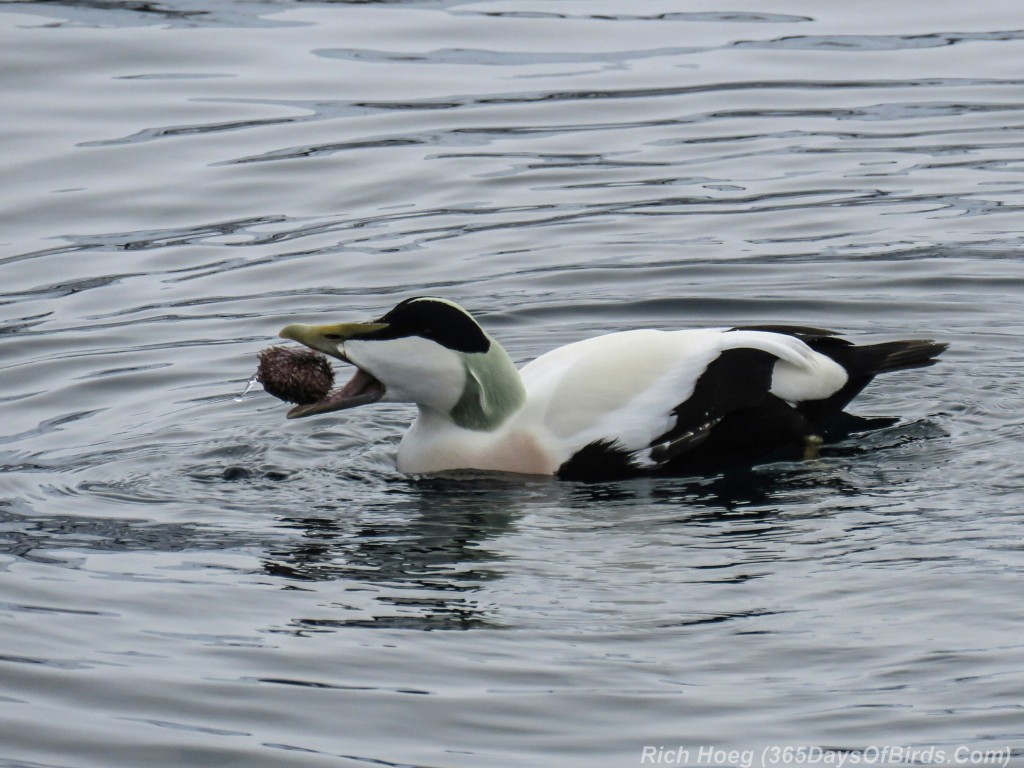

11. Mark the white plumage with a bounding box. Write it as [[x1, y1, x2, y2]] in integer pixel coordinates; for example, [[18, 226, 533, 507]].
[[276, 297, 945, 479]]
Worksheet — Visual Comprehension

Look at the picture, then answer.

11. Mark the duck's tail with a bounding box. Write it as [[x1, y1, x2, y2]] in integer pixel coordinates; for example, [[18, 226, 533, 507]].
[[852, 339, 948, 374], [798, 336, 947, 424]]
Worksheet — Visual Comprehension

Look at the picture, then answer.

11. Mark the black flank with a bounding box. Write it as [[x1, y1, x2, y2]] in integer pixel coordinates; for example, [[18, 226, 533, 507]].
[[557, 439, 642, 481], [651, 347, 781, 465], [661, 394, 815, 473], [643, 347, 825, 473]]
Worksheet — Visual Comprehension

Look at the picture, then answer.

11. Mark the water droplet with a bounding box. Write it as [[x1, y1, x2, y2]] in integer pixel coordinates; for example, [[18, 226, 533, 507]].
[[234, 374, 260, 402]]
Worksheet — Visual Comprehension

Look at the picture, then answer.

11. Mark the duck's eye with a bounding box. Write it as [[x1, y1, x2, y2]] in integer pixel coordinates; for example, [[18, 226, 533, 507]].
[[323, 333, 343, 341]]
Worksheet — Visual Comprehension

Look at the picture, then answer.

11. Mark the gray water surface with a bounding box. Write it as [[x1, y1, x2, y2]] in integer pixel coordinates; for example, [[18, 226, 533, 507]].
[[2, 1, 1023, 766]]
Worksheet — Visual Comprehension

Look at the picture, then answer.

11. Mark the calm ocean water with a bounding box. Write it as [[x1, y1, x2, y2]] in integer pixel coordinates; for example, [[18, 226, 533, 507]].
[[2, 1, 1023, 766]]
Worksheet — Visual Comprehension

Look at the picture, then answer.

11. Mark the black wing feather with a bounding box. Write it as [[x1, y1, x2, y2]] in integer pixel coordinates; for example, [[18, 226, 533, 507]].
[[560, 347, 806, 479], [648, 347, 780, 465]]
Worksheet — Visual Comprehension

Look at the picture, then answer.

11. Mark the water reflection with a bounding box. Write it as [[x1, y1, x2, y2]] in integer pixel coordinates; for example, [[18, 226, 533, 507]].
[[257, 415, 944, 631], [0, 498, 256, 566], [258, 469, 798, 634], [263, 478, 521, 630]]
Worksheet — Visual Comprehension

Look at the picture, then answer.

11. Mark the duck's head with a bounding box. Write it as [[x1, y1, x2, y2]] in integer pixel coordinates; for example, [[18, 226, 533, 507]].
[[278, 297, 524, 429]]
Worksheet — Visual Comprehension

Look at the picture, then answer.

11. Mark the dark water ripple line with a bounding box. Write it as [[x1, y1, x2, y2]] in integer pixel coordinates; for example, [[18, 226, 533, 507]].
[[734, 29, 1024, 52], [250, 676, 432, 696], [322, 32, 1024, 70], [69, 215, 292, 252], [675, 123, 1024, 147], [75, 99, 334, 149], [2, 315, 260, 342], [224, 132, 418, 163], [222, 107, 1024, 167], [0, 601, 118, 618], [116, 717, 250, 737], [0, 311, 52, 336], [68, 260, 983, 330], [456, 10, 814, 24], [716, 101, 1024, 124], [7, 223, 1017, 315], [0, 409, 105, 446], [4, 0, 213, 27], [323, 191, 1016, 253], [263, 741, 438, 768], [0, 215, 290, 269], [79, 115, 305, 148], [116, 72, 235, 81], [0, 653, 98, 671], [79, 294, 269, 320], [4, 173, 1019, 301], [243, 189, 1018, 263], [317, 46, 705, 67], [87, 77, 1024, 155], [486, 291, 980, 327], [0, 273, 143, 302], [352, 78, 1024, 111], [2, 203, 569, 273], [1, 0, 324, 29], [620, 190, 1022, 218]]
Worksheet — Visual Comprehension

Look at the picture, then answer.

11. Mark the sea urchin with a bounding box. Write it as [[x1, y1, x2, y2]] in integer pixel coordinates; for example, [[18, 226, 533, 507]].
[[256, 346, 334, 405]]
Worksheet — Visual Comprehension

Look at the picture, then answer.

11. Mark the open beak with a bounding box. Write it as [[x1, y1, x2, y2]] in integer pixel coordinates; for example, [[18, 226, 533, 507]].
[[277, 321, 388, 419]]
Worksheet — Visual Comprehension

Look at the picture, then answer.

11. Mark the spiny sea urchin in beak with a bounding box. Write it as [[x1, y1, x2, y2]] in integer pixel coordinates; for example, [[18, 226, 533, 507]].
[[272, 321, 388, 418], [257, 346, 334, 405]]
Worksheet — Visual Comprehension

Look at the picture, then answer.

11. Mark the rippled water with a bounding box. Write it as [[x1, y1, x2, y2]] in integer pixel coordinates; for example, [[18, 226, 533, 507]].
[[2, 1, 1024, 766]]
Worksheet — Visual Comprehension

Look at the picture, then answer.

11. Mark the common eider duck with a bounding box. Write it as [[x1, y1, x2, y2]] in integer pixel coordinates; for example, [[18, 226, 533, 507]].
[[277, 297, 946, 479]]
